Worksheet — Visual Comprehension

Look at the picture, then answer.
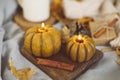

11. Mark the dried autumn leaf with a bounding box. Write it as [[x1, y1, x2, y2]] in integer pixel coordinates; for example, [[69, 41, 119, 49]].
[[61, 26, 70, 43], [9, 59, 37, 80], [117, 58, 120, 65], [116, 48, 120, 56], [51, 0, 73, 24], [27, 69, 37, 79], [9, 58, 17, 75]]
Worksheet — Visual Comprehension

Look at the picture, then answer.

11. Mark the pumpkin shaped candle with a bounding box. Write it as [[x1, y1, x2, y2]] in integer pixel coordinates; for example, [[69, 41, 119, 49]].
[[66, 34, 96, 62], [24, 23, 61, 58]]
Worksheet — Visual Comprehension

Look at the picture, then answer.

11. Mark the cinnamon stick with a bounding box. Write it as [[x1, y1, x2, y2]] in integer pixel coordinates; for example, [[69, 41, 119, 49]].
[[37, 58, 75, 71], [108, 18, 118, 27], [93, 18, 118, 38]]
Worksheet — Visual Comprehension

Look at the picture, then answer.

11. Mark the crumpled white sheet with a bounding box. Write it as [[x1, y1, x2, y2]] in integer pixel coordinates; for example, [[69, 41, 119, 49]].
[[63, 0, 120, 19], [1, 0, 120, 80]]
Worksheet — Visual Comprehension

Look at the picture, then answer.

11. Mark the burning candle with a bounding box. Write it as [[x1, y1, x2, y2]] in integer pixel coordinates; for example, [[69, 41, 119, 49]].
[[78, 34, 82, 40], [76, 34, 83, 43], [38, 23, 46, 32], [66, 34, 96, 62], [41, 23, 45, 28], [24, 23, 61, 58]]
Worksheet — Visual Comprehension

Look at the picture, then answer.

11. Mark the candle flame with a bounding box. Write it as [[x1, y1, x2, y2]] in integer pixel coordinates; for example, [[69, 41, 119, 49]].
[[41, 23, 45, 28], [78, 34, 82, 40]]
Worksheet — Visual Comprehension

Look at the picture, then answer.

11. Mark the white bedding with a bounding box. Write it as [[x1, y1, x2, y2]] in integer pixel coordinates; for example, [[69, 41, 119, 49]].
[[1, 0, 120, 80]]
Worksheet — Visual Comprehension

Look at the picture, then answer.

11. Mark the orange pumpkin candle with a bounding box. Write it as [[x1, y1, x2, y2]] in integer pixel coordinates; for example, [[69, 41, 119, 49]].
[[66, 34, 96, 62], [24, 23, 61, 58]]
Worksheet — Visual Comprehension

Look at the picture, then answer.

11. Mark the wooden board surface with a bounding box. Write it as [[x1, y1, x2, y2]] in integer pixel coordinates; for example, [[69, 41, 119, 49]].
[[20, 46, 103, 80]]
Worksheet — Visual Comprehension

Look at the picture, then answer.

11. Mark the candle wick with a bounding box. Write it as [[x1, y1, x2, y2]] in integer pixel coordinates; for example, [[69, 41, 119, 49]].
[[76, 22, 79, 35]]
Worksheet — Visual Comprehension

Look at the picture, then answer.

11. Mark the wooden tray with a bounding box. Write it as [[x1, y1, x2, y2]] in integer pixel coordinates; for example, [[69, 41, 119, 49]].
[[20, 46, 103, 80]]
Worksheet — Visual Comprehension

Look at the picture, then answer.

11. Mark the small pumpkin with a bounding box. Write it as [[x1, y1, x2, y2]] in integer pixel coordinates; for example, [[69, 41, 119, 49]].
[[66, 35, 96, 62], [24, 24, 61, 58]]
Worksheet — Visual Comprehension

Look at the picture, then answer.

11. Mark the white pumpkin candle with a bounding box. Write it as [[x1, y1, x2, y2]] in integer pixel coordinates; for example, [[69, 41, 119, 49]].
[[18, 0, 50, 22]]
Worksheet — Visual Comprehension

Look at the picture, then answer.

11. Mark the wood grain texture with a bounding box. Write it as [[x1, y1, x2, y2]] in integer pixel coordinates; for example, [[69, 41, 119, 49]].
[[20, 46, 103, 80]]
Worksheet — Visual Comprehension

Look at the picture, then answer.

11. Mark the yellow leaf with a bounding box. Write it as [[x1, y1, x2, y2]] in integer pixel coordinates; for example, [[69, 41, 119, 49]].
[[9, 59, 37, 80]]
